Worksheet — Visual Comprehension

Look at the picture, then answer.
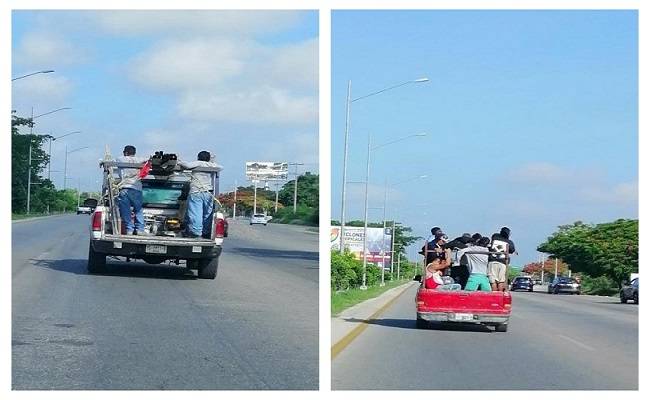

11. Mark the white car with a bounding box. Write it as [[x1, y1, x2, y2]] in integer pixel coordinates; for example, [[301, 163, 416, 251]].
[[250, 214, 267, 226], [77, 205, 92, 215]]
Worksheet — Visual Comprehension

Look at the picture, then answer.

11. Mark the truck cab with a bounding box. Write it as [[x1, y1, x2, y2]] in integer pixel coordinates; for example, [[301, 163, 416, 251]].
[[87, 154, 225, 279]]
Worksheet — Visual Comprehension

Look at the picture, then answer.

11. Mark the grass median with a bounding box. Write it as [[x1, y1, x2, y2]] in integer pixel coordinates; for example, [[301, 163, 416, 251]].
[[12, 211, 73, 220], [332, 279, 413, 316]]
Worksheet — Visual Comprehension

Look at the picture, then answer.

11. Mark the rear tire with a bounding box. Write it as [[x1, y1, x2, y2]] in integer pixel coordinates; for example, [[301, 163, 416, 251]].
[[416, 317, 428, 329], [633, 293, 638, 304], [620, 294, 627, 303], [87, 242, 106, 274], [495, 323, 508, 332], [197, 257, 218, 279]]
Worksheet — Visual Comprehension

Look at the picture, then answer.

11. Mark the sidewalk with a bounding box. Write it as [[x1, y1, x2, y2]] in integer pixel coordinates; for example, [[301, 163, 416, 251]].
[[332, 281, 417, 348]]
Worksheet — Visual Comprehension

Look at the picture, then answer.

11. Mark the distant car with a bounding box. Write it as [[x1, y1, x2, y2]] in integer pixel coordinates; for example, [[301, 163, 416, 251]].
[[250, 214, 267, 226], [511, 276, 534, 292], [620, 278, 638, 304], [534, 279, 542, 285], [548, 277, 581, 295], [77, 198, 98, 215], [77, 205, 92, 215]]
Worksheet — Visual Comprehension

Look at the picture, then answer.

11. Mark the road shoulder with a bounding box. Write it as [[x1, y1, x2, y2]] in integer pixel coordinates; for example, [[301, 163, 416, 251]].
[[331, 281, 416, 357]]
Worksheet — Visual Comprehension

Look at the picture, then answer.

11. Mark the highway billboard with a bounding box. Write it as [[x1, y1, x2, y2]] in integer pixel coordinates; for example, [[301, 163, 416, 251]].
[[245, 161, 289, 181], [330, 226, 393, 266]]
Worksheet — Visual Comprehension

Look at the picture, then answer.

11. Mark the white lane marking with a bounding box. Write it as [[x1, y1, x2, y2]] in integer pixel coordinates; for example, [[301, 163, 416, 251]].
[[557, 334, 595, 351]]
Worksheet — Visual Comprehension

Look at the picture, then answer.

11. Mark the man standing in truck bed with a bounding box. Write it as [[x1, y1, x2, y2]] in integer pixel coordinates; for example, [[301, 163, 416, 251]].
[[178, 151, 218, 238], [116, 145, 148, 235], [488, 226, 516, 292]]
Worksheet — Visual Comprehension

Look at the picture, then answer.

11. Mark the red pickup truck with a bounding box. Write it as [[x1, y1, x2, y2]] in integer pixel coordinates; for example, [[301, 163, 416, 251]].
[[415, 285, 512, 332]]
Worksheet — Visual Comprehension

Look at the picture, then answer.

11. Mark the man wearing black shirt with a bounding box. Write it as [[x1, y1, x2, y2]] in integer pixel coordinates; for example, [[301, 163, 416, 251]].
[[488, 226, 516, 291]]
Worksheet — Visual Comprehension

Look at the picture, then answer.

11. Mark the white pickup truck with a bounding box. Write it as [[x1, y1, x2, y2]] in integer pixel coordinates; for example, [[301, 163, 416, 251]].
[[88, 154, 225, 279]]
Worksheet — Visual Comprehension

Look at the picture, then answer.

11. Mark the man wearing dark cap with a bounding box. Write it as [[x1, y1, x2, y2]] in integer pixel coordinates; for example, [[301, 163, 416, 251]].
[[427, 226, 442, 243], [116, 145, 148, 235], [423, 231, 450, 265], [488, 226, 516, 291]]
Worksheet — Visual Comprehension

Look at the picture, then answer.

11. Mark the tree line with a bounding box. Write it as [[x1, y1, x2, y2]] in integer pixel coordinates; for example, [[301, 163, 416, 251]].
[[12, 111, 87, 214], [536, 219, 638, 292]]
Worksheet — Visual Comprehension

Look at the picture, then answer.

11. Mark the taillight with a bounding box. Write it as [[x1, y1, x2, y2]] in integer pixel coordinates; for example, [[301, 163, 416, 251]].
[[92, 211, 103, 231], [503, 291, 512, 306], [214, 218, 225, 238]]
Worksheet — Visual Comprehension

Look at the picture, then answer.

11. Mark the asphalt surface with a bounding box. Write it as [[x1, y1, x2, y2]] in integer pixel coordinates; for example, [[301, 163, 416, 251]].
[[332, 285, 638, 390], [12, 215, 318, 390]]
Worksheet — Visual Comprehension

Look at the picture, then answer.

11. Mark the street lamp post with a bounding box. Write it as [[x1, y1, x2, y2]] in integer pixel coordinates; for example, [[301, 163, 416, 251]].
[[64, 145, 89, 190], [12, 70, 54, 81], [48, 131, 81, 182], [340, 77, 429, 254], [360, 132, 427, 290], [289, 162, 304, 213], [379, 175, 427, 286], [233, 180, 238, 218]]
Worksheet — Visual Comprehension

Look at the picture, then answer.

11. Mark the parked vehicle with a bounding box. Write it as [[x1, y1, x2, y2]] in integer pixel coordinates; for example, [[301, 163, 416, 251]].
[[88, 152, 225, 279], [511, 276, 534, 292], [547, 276, 581, 294], [620, 278, 638, 304], [250, 213, 267, 226], [415, 240, 512, 332]]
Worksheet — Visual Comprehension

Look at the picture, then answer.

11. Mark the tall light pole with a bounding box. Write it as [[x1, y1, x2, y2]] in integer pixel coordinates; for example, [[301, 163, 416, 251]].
[[340, 77, 429, 254], [379, 175, 427, 286], [12, 70, 54, 81], [64, 145, 89, 190], [233, 180, 238, 218], [48, 131, 81, 182], [289, 162, 304, 213], [360, 132, 427, 290]]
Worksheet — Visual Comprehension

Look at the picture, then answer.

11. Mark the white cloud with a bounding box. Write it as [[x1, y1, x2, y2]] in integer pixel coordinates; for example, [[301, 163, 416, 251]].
[[128, 38, 250, 92], [577, 181, 638, 205], [93, 10, 303, 37], [11, 74, 73, 117], [508, 161, 568, 184], [14, 31, 88, 68], [177, 87, 317, 125]]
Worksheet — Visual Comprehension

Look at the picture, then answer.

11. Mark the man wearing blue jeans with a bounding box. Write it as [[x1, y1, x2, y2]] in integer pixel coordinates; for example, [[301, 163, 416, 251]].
[[116, 145, 148, 235], [179, 151, 218, 238]]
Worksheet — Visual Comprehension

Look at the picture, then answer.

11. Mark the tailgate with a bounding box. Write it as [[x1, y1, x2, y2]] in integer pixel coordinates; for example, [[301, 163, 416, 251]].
[[417, 288, 511, 314]]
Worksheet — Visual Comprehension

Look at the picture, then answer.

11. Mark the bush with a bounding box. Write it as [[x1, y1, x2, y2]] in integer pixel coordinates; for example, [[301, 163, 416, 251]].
[[581, 275, 618, 296], [271, 204, 318, 226], [331, 250, 362, 291]]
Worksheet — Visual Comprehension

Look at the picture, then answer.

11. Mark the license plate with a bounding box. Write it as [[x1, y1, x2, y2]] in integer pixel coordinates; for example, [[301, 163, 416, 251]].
[[145, 244, 167, 254], [451, 313, 474, 322]]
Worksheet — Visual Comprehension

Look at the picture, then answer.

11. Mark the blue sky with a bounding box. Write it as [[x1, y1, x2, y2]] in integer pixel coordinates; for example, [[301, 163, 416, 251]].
[[12, 10, 318, 194], [331, 10, 638, 266]]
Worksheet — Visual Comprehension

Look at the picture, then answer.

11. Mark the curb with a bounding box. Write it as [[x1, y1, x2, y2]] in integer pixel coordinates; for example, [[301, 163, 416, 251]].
[[12, 213, 74, 224], [331, 281, 416, 359]]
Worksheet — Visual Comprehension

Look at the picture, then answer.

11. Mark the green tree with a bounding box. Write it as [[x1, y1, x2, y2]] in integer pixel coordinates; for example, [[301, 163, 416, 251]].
[[12, 111, 52, 213], [278, 172, 318, 208], [538, 219, 638, 288]]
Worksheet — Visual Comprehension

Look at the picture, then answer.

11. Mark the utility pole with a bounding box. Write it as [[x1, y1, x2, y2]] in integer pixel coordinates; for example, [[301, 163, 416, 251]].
[[390, 220, 396, 275], [233, 181, 237, 218], [554, 257, 558, 279], [293, 165, 299, 213], [380, 178, 388, 286], [77, 178, 81, 208], [253, 180, 258, 215], [340, 80, 352, 254], [397, 252, 401, 281], [275, 182, 280, 213], [26, 142, 32, 214]]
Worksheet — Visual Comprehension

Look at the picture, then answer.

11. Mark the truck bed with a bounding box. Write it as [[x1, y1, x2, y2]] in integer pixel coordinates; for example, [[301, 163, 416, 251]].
[[416, 287, 511, 324]]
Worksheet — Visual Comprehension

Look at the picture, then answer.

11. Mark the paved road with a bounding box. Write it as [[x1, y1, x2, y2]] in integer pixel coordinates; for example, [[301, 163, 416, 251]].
[[12, 215, 318, 390], [332, 285, 637, 390]]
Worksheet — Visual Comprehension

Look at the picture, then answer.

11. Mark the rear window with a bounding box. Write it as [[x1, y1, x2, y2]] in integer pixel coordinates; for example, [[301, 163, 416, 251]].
[[142, 181, 186, 208], [558, 277, 575, 283], [515, 277, 531, 282]]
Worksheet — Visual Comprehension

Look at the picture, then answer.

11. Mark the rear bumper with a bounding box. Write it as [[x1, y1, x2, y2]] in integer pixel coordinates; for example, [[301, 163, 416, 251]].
[[551, 287, 580, 293], [417, 311, 510, 324], [91, 239, 221, 259]]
